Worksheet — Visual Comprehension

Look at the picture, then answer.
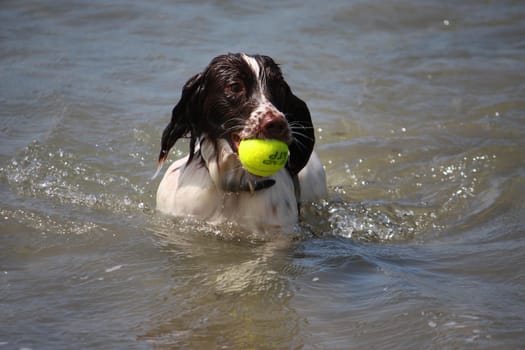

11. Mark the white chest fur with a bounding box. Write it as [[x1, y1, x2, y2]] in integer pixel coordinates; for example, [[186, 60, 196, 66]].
[[156, 138, 326, 233]]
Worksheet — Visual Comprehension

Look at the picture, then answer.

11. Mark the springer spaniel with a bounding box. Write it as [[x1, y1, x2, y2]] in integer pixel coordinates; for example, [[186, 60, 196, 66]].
[[155, 53, 327, 234]]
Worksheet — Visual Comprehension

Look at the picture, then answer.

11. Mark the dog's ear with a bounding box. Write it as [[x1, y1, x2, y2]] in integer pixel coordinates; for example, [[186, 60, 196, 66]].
[[283, 92, 315, 176], [157, 73, 204, 169]]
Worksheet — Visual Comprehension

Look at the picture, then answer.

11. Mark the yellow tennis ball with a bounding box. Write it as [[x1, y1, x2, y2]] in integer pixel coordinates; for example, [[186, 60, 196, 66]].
[[238, 139, 289, 177]]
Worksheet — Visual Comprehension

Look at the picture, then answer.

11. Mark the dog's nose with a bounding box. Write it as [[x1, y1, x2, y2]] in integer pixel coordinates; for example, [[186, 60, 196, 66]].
[[260, 113, 291, 142]]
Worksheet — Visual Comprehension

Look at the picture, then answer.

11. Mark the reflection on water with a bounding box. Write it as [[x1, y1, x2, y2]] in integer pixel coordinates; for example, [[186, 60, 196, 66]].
[[1, 0, 525, 349], [141, 227, 301, 349]]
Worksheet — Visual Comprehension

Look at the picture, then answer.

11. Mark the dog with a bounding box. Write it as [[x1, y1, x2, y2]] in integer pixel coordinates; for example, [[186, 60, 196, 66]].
[[155, 53, 326, 233]]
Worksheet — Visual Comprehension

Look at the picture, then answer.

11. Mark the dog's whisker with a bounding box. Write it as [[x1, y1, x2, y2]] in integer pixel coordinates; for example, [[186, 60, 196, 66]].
[[219, 126, 244, 138], [219, 125, 245, 139], [288, 122, 311, 130], [225, 125, 245, 132], [291, 136, 309, 150], [291, 129, 315, 142], [221, 118, 246, 128]]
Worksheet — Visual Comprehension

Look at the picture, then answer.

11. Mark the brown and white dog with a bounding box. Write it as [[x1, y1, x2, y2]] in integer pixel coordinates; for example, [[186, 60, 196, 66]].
[[156, 53, 326, 233]]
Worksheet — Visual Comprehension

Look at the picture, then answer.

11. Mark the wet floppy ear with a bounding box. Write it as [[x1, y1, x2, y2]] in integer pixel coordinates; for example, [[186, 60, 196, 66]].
[[283, 91, 315, 175], [155, 73, 204, 175]]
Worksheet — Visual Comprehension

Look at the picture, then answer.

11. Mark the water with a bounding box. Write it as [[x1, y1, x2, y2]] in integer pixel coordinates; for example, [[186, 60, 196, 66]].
[[1, 0, 524, 348]]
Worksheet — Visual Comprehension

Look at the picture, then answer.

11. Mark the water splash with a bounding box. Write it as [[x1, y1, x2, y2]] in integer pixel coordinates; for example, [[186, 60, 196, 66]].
[[301, 199, 438, 242], [304, 148, 500, 242], [1, 140, 152, 215], [2, 136, 502, 244]]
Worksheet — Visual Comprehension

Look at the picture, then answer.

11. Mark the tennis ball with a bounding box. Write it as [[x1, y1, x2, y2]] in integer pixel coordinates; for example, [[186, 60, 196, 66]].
[[238, 139, 289, 177]]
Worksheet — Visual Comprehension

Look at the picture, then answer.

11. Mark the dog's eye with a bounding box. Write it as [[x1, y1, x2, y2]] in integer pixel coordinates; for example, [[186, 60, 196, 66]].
[[226, 82, 245, 95]]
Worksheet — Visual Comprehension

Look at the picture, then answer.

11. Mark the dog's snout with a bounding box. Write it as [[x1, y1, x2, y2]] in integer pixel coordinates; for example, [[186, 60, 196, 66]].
[[261, 113, 287, 133], [261, 113, 291, 142]]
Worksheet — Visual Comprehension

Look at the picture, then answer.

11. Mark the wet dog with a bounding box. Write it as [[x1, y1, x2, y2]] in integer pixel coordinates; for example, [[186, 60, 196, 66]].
[[155, 53, 326, 233]]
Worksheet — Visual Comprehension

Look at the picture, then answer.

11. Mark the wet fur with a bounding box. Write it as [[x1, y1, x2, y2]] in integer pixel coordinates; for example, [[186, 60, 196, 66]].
[[156, 53, 327, 233]]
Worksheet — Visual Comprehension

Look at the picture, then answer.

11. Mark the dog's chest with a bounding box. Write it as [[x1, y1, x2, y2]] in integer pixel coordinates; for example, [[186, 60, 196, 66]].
[[156, 156, 299, 233]]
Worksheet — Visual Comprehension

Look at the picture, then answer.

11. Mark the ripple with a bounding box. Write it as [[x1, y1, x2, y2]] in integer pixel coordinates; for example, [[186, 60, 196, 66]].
[[1, 141, 153, 215]]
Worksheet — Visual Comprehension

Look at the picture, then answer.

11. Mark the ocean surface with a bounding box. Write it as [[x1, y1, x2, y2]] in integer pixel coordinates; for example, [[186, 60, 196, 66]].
[[1, 0, 524, 349]]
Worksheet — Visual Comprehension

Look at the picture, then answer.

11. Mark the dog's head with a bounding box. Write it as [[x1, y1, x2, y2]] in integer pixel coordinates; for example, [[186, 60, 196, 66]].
[[158, 53, 315, 176]]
